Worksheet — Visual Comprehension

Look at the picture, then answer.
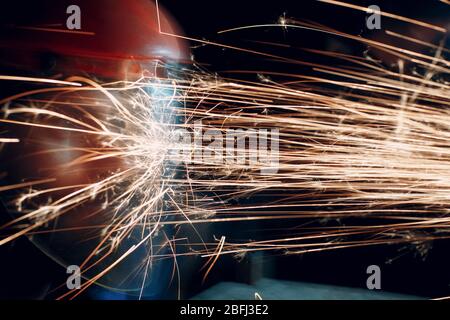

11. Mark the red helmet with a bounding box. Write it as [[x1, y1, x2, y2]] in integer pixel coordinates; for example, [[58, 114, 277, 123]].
[[0, 1, 190, 298], [0, 0, 190, 79]]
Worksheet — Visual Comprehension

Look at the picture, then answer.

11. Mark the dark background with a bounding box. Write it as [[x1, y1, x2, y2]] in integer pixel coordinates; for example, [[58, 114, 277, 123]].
[[0, 0, 449, 299]]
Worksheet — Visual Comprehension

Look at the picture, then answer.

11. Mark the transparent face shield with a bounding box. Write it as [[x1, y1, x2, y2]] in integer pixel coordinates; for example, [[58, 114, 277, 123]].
[[1, 61, 190, 299]]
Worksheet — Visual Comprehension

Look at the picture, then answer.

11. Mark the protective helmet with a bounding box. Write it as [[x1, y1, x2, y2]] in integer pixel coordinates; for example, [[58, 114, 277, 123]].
[[0, 0, 190, 79], [0, 0, 190, 299]]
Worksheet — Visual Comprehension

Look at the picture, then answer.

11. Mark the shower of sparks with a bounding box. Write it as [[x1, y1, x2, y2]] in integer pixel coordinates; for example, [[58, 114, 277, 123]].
[[0, 11, 449, 299]]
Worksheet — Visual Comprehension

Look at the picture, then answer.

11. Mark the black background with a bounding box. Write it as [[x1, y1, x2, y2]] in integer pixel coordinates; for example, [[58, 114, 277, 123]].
[[0, 0, 449, 299]]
